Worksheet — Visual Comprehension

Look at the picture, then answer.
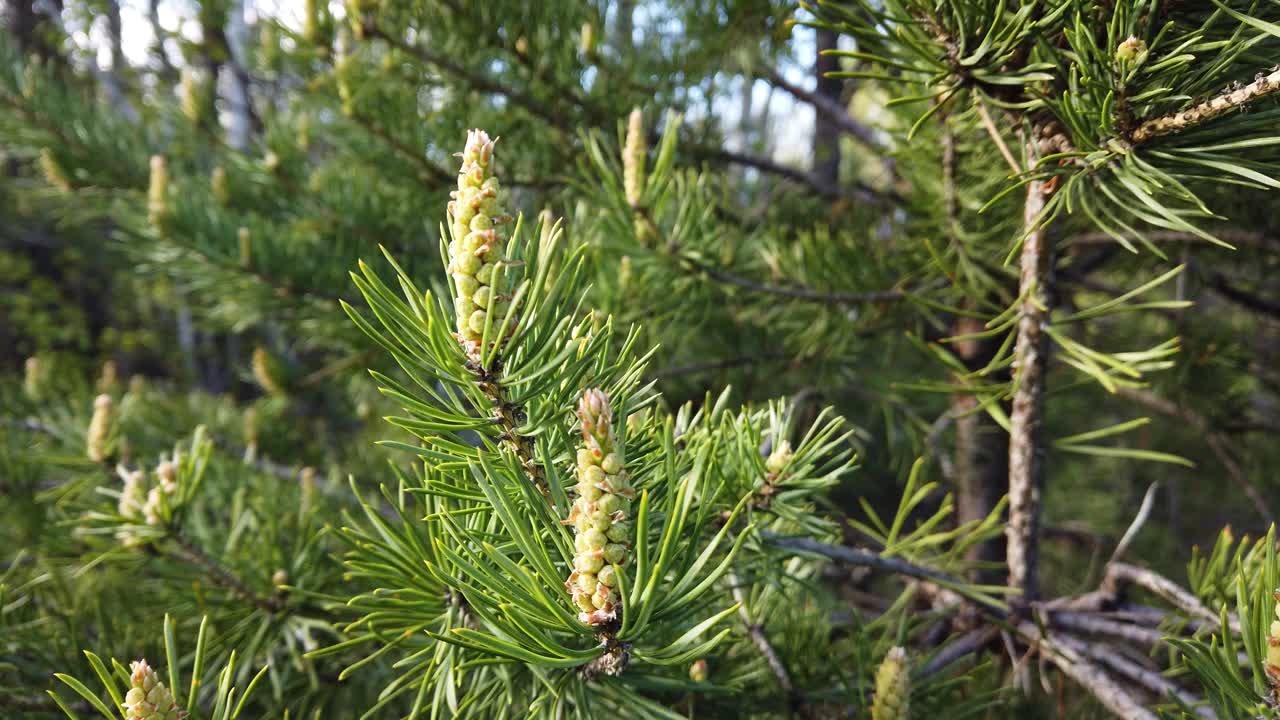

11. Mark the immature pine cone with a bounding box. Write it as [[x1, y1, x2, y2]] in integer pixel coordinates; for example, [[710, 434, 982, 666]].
[[87, 394, 115, 462], [39, 147, 72, 193], [211, 166, 229, 206], [871, 646, 909, 720], [148, 155, 169, 229], [123, 660, 183, 720], [446, 130, 517, 356], [623, 108, 646, 208], [565, 389, 636, 625]]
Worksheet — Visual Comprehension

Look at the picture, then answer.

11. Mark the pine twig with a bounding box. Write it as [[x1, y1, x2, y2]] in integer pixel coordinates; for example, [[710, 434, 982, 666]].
[[1131, 66, 1280, 143], [728, 572, 796, 701]]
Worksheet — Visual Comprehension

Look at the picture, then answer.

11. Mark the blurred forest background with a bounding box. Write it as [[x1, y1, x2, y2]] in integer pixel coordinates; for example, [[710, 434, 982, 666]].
[[3, 0, 1280, 717]]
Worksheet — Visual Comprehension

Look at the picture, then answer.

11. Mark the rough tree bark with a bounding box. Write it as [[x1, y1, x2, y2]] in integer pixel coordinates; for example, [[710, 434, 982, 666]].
[[1006, 138, 1054, 603], [812, 28, 841, 188]]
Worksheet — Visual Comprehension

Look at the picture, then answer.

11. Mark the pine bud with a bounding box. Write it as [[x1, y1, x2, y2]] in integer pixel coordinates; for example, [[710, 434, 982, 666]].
[[304, 0, 323, 44], [689, 658, 708, 683], [39, 147, 72, 192], [211, 166, 229, 206], [98, 360, 120, 393], [298, 112, 311, 151], [117, 466, 147, 520], [252, 347, 288, 396], [242, 407, 258, 463], [447, 130, 520, 357], [300, 466, 317, 513], [238, 227, 252, 269], [179, 67, 207, 125], [87, 394, 115, 462], [23, 356, 42, 399], [116, 465, 148, 547], [579, 22, 596, 56], [1115, 36, 1146, 64], [260, 21, 278, 68], [566, 389, 633, 626], [336, 47, 355, 117], [263, 150, 281, 174], [272, 568, 289, 587], [623, 108, 646, 208], [148, 155, 169, 230], [765, 440, 792, 475], [871, 646, 909, 720], [123, 660, 182, 720]]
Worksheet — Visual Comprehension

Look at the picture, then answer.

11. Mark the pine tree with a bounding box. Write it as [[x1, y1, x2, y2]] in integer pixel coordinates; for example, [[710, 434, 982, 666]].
[[4, 1, 1280, 718]]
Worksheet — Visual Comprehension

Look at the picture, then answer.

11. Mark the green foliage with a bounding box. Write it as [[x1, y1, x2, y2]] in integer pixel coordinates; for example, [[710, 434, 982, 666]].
[[5, 0, 1280, 717]]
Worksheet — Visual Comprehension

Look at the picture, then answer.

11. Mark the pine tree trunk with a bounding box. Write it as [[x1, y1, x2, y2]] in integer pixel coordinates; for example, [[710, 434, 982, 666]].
[[813, 29, 841, 187], [1006, 154, 1053, 603]]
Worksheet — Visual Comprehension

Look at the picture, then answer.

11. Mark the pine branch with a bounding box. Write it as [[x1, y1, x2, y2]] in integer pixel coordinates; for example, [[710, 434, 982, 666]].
[[636, 212, 916, 308], [728, 572, 796, 703], [653, 352, 792, 379], [363, 24, 569, 134], [1080, 643, 1214, 718], [757, 64, 883, 151], [1114, 386, 1274, 526], [467, 359, 548, 498], [346, 107, 454, 186], [1131, 66, 1280, 143], [763, 534, 1005, 614], [1015, 622, 1158, 720], [686, 144, 900, 206], [1206, 273, 1280, 320], [1103, 562, 1239, 634], [913, 626, 998, 680], [166, 530, 282, 613], [1047, 611, 1166, 648], [682, 253, 909, 305], [1006, 139, 1055, 604]]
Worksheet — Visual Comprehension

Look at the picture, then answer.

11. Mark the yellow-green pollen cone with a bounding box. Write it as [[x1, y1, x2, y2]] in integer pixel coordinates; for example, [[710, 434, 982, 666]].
[[447, 129, 517, 358], [565, 389, 636, 625], [871, 646, 909, 720], [123, 659, 183, 720]]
